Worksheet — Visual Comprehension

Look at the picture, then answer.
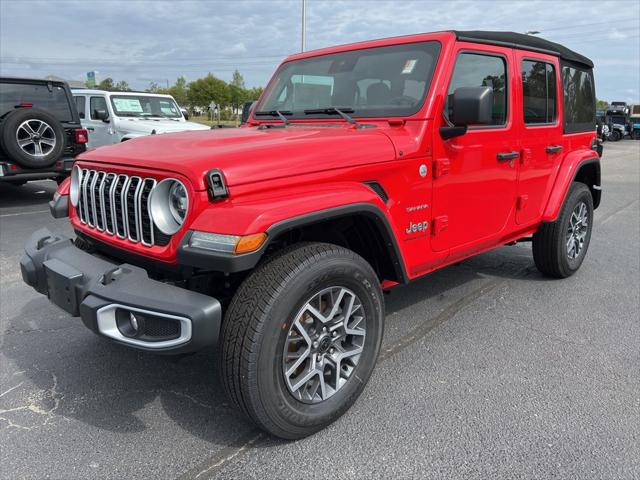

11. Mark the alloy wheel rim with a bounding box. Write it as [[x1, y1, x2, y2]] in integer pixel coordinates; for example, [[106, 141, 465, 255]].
[[282, 286, 366, 404], [566, 201, 589, 260], [16, 119, 56, 157]]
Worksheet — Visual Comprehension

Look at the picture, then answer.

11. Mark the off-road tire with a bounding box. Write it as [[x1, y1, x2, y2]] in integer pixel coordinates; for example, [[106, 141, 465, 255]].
[[0, 108, 65, 168], [532, 182, 594, 278], [220, 242, 384, 439]]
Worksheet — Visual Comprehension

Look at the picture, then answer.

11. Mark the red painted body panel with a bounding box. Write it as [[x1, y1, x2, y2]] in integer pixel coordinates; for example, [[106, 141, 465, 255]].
[[57, 176, 70, 195], [513, 50, 564, 225], [541, 146, 598, 221], [64, 31, 598, 282]]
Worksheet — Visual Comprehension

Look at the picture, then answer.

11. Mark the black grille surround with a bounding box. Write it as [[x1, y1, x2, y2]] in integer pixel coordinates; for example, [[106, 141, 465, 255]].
[[76, 169, 170, 247]]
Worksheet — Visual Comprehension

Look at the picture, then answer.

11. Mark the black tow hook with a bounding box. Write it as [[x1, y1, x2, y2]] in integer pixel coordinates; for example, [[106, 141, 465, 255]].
[[101, 267, 122, 285]]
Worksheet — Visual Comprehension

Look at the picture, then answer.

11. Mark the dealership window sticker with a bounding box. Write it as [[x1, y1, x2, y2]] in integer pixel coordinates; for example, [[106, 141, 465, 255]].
[[113, 98, 143, 112]]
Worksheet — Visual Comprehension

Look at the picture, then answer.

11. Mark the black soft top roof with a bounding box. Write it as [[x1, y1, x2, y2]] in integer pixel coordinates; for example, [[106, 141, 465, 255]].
[[452, 31, 594, 68]]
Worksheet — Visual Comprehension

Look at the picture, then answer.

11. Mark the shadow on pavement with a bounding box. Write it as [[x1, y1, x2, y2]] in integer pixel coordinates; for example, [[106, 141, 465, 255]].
[[2, 246, 538, 448], [0, 180, 57, 210]]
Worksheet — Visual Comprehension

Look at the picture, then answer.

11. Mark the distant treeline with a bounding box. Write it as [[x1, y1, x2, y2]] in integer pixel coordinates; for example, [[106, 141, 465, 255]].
[[89, 70, 263, 113]]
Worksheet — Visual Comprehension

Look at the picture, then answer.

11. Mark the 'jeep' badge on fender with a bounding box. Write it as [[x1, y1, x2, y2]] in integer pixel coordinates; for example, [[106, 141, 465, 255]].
[[406, 221, 429, 235]]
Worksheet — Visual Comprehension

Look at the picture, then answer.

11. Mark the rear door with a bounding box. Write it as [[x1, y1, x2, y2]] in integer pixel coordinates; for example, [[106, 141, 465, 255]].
[[514, 51, 563, 224], [431, 44, 519, 252]]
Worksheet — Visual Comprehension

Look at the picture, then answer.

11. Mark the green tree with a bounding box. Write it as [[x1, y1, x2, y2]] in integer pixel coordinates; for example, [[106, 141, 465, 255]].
[[230, 69, 246, 90], [596, 99, 609, 110], [146, 81, 162, 93], [113, 80, 131, 92], [167, 76, 189, 106], [187, 74, 230, 109], [229, 84, 247, 112], [246, 86, 264, 101], [97, 77, 114, 90]]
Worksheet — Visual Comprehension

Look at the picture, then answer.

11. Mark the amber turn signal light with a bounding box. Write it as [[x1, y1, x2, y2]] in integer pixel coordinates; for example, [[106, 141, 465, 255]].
[[234, 233, 267, 254]]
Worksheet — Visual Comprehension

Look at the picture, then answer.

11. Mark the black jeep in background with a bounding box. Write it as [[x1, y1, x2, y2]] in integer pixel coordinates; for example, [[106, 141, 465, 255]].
[[0, 77, 87, 185]]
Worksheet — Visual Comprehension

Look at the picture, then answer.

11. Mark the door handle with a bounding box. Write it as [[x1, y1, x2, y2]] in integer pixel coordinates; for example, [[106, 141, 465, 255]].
[[546, 145, 563, 154], [497, 151, 519, 162]]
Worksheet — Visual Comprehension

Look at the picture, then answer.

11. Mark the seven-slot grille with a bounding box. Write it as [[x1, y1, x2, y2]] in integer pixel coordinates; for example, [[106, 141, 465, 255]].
[[76, 169, 169, 247]]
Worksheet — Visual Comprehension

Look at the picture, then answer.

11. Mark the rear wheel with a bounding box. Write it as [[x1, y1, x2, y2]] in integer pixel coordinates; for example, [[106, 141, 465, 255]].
[[532, 182, 594, 278], [220, 242, 384, 439]]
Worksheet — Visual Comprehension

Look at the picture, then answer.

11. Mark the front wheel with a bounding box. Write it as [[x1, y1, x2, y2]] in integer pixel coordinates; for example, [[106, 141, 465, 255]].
[[220, 243, 384, 439], [532, 182, 594, 278]]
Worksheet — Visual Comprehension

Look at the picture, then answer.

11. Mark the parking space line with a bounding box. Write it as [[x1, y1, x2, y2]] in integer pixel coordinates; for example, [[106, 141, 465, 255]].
[[0, 210, 49, 218]]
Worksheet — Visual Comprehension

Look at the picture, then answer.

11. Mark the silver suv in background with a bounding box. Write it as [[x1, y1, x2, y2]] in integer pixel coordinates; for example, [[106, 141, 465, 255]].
[[71, 90, 209, 148]]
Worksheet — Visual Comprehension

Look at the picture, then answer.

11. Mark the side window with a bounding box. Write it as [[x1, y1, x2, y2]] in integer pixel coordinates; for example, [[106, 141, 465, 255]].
[[448, 52, 508, 126], [522, 60, 556, 124], [90, 96, 107, 120], [561, 64, 595, 133], [74, 96, 86, 119]]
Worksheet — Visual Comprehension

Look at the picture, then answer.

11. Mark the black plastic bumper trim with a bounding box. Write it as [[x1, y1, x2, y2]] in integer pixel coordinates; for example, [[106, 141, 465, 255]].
[[21, 228, 222, 354], [49, 194, 69, 218]]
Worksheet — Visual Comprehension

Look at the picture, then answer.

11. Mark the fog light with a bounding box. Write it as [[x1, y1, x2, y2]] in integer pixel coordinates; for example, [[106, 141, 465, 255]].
[[115, 308, 145, 338], [129, 312, 139, 333]]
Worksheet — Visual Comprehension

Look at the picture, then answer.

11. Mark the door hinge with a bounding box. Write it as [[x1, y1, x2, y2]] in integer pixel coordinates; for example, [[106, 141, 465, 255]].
[[432, 215, 449, 235], [517, 195, 528, 210], [433, 158, 450, 178], [521, 148, 532, 166]]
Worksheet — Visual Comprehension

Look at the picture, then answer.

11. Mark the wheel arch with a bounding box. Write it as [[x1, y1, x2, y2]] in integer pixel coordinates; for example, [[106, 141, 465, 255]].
[[264, 204, 409, 284], [178, 202, 409, 284], [542, 154, 601, 222]]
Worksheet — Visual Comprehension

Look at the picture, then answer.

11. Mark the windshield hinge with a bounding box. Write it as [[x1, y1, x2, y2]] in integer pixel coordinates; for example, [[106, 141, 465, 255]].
[[388, 119, 406, 126]]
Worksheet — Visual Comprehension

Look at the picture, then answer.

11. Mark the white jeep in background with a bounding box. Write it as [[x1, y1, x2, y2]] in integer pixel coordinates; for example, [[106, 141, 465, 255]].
[[71, 89, 209, 148]]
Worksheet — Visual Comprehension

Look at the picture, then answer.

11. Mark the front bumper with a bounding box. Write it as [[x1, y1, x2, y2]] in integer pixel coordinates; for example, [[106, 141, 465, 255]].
[[20, 228, 222, 354]]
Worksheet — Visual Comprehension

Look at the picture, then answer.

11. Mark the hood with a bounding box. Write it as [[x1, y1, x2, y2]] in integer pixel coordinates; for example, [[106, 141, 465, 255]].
[[79, 125, 397, 190], [116, 118, 210, 134]]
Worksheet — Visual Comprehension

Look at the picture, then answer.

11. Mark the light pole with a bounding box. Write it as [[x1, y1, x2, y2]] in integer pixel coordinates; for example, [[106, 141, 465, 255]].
[[301, 0, 306, 52]]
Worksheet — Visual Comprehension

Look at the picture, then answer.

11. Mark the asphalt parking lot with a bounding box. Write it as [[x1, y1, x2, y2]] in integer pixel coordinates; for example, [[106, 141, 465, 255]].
[[1, 140, 638, 480]]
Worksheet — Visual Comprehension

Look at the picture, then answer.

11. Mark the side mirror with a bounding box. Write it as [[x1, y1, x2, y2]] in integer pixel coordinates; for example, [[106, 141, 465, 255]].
[[181, 108, 189, 120], [440, 86, 493, 140], [240, 101, 256, 125], [95, 109, 110, 122]]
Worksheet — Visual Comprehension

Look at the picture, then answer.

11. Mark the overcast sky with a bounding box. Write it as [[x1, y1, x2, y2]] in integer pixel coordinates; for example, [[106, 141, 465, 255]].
[[1, 0, 638, 102]]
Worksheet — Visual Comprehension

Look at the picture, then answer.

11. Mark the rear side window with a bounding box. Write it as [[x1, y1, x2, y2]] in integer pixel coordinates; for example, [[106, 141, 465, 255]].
[[561, 64, 595, 133], [522, 60, 556, 124], [0, 82, 73, 121], [90, 96, 108, 120], [74, 96, 86, 119], [448, 52, 508, 126]]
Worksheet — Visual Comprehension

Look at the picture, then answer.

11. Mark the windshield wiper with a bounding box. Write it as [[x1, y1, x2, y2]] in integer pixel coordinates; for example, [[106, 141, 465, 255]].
[[304, 107, 357, 125], [254, 109, 292, 125]]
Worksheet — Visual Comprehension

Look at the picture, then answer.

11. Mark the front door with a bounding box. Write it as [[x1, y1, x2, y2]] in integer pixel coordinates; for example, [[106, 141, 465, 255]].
[[514, 52, 563, 225], [85, 95, 113, 148], [431, 45, 519, 252]]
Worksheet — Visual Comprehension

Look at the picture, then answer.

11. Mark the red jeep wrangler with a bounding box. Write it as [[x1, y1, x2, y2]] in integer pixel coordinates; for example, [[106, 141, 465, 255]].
[[22, 31, 600, 439]]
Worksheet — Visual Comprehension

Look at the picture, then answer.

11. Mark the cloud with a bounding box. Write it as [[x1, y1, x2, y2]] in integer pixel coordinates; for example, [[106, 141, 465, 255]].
[[0, 0, 638, 102], [223, 42, 248, 56]]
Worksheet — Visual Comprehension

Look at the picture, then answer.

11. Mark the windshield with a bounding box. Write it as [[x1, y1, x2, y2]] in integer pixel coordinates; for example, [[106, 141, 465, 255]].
[[109, 95, 182, 118], [256, 41, 441, 120]]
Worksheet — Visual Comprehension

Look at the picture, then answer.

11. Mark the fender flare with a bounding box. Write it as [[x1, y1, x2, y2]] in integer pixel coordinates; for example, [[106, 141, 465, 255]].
[[542, 154, 601, 222], [178, 202, 409, 282]]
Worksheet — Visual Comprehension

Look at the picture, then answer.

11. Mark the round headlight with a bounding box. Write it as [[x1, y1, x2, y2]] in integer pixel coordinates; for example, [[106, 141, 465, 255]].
[[70, 165, 82, 207], [168, 181, 188, 223], [149, 178, 189, 235]]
